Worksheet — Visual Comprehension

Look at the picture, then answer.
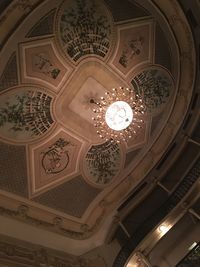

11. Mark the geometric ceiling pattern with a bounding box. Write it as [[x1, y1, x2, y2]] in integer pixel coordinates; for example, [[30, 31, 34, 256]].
[[0, 0, 195, 241]]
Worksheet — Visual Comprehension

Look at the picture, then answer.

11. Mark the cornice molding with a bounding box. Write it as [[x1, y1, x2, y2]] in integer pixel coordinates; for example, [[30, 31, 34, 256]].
[[0, 0, 42, 50], [0, 236, 89, 267], [0, 202, 105, 240]]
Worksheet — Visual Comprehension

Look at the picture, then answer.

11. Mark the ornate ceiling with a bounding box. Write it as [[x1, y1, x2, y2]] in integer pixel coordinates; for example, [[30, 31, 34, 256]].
[[0, 0, 195, 255]]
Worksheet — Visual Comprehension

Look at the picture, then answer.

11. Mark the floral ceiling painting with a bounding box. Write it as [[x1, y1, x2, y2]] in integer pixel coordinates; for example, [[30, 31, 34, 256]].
[[57, 0, 113, 63], [0, 87, 54, 142], [29, 130, 83, 196], [19, 39, 72, 92], [0, 0, 188, 242], [111, 20, 154, 76], [131, 65, 175, 113], [83, 140, 122, 186]]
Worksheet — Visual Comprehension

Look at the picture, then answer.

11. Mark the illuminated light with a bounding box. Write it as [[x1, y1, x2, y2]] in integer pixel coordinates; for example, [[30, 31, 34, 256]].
[[188, 242, 197, 251], [105, 101, 133, 131], [92, 86, 146, 143], [159, 224, 169, 234]]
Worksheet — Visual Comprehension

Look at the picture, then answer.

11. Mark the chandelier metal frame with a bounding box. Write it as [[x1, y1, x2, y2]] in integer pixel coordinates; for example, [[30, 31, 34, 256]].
[[92, 87, 146, 143]]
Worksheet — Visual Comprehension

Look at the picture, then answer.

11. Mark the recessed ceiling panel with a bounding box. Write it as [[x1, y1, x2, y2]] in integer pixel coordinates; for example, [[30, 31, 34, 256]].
[[28, 129, 84, 197]]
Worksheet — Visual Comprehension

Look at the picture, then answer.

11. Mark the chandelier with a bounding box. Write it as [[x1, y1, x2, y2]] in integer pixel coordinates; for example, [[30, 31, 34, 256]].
[[91, 87, 146, 143]]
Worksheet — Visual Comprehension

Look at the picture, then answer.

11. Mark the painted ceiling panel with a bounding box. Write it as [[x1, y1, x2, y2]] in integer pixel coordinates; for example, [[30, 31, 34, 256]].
[[0, 0, 195, 244]]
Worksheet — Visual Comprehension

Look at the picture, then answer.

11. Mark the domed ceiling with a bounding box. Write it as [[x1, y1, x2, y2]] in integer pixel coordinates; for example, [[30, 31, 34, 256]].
[[0, 0, 195, 246]]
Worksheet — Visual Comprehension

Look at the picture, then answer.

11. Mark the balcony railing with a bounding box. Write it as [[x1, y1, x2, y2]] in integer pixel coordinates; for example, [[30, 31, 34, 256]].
[[175, 242, 200, 267]]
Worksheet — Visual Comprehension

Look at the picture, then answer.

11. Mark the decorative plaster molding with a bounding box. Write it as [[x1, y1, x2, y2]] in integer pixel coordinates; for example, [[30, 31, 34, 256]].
[[0, 203, 105, 240], [0, 0, 41, 49], [0, 237, 89, 267]]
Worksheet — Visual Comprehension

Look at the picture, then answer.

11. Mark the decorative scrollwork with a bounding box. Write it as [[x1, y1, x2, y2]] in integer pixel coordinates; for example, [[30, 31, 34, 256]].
[[41, 138, 73, 174]]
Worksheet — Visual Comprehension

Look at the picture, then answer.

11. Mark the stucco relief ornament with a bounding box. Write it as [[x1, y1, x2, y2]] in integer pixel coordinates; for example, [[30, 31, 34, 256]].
[[53, 217, 63, 229], [74, 258, 88, 267], [0, 239, 90, 266], [16, 0, 33, 12], [0, 0, 34, 25], [17, 204, 29, 218], [80, 223, 90, 233], [82, 92, 99, 110]]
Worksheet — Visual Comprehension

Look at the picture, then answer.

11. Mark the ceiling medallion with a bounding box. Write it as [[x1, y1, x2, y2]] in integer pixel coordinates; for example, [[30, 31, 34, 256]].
[[92, 87, 146, 143]]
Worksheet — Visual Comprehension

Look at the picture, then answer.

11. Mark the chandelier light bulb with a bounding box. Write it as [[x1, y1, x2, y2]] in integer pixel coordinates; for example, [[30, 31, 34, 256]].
[[91, 86, 146, 143], [105, 101, 133, 131], [158, 224, 170, 235]]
